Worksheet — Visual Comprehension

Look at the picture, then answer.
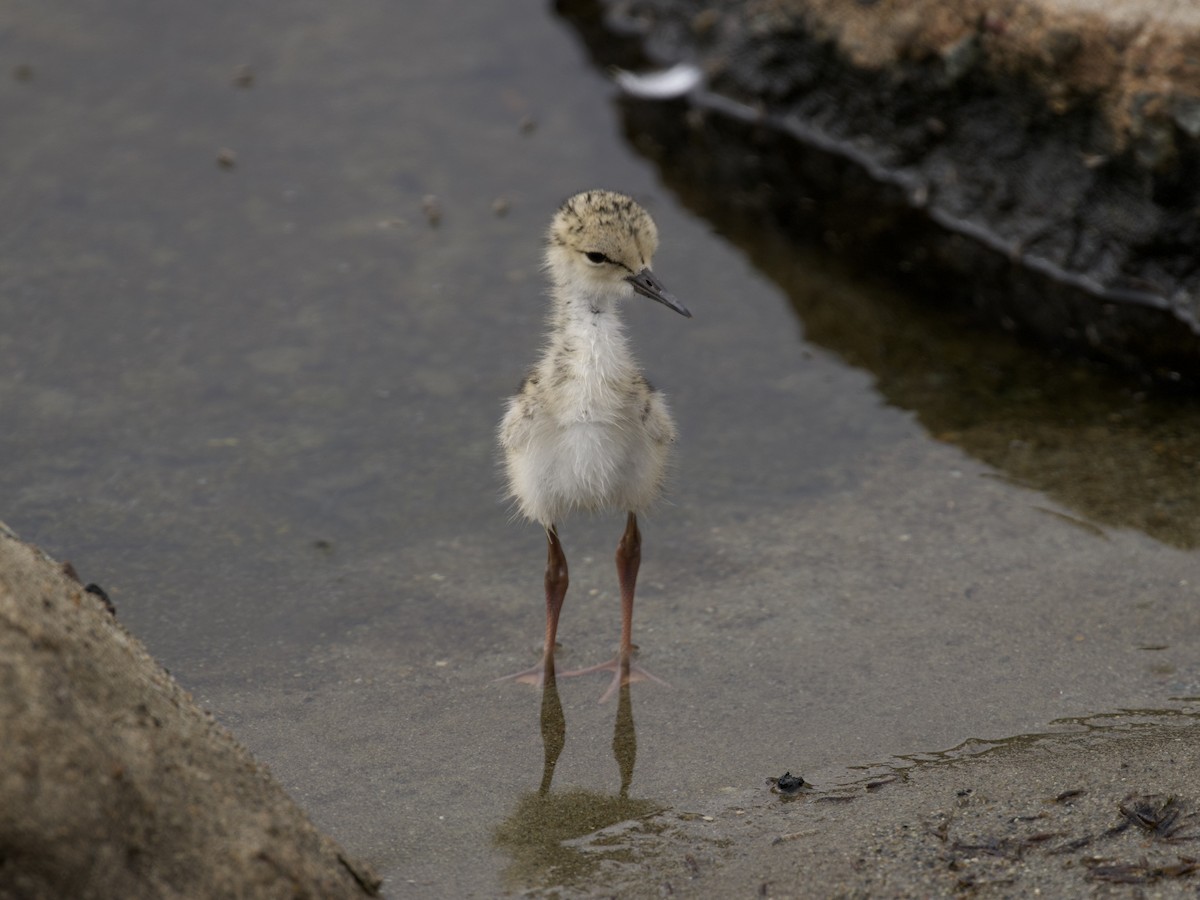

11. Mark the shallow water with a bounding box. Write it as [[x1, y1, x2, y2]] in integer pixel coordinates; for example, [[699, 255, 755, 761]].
[[3, 1, 1200, 895]]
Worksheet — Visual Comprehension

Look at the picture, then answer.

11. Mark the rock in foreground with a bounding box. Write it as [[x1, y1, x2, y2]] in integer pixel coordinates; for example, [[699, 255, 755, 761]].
[[0, 522, 379, 900]]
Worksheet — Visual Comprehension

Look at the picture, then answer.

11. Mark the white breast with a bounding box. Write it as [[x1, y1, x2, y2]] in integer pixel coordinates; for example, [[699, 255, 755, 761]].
[[500, 312, 673, 525]]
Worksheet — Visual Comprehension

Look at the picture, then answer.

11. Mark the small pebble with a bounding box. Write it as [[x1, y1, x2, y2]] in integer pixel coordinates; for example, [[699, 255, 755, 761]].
[[773, 771, 809, 793], [232, 64, 255, 88], [422, 194, 442, 227], [216, 147, 237, 169], [84, 583, 117, 617]]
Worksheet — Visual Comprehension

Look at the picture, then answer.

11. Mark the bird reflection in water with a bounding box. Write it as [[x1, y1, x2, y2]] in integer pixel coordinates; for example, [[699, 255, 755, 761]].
[[493, 661, 662, 890]]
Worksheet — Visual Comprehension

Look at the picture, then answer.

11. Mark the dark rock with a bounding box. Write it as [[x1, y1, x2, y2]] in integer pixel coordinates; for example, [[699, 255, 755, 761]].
[[556, 0, 1200, 381]]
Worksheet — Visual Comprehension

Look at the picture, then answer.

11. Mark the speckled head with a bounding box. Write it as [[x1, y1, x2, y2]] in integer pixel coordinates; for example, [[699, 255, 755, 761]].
[[545, 190, 691, 317]]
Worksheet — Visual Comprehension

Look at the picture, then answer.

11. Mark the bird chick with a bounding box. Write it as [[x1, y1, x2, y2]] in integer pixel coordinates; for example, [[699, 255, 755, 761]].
[[498, 190, 690, 701]]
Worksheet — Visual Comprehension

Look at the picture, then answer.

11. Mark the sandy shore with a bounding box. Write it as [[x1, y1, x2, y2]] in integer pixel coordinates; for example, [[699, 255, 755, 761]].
[[617, 721, 1200, 897]]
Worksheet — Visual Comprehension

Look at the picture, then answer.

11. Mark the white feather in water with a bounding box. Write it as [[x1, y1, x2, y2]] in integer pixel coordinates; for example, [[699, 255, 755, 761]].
[[613, 63, 703, 99]]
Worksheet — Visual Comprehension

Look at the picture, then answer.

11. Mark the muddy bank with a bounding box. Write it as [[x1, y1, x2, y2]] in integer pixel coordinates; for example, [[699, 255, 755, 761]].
[[613, 718, 1200, 898], [558, 0, 1200, 381], [475, 677, 1200, 898], [0, 522, 378, 899]]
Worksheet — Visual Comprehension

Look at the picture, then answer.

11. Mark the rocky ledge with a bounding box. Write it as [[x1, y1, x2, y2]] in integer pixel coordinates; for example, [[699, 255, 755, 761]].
[[559, 0, 1200, 381]]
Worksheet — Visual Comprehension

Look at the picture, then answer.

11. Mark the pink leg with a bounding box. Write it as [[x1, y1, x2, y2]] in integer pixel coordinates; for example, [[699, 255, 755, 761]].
[[617, 511, 640, 656], [498, 525, 568, 686], [564, 513, 669, 702]]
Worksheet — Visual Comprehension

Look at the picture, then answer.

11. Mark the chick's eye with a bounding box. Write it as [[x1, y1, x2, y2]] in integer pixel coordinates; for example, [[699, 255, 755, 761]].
[[584, 251, 608, 264]]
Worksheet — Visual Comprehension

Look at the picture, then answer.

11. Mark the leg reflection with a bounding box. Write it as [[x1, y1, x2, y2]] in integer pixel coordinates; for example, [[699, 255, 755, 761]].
[[537, 662, 566, 795], [612, 658, 637, 799], [496, 662, 657, 891]]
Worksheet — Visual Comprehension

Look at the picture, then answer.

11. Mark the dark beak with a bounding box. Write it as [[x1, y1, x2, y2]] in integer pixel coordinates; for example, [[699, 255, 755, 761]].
[[626, 268, 692, 318]]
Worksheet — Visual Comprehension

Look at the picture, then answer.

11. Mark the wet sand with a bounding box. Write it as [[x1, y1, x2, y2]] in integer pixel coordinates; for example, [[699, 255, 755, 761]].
[[645, 723, 1200, 898]]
